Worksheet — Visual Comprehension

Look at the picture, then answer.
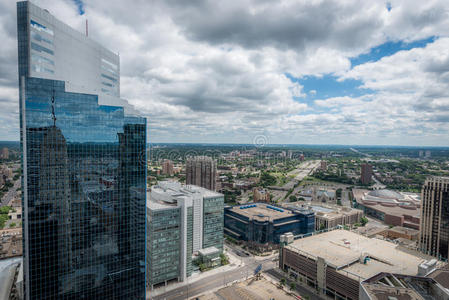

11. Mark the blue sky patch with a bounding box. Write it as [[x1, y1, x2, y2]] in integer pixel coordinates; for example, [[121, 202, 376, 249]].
[[72, 0, 85, 15], [286, 73, 373, 103], [350, 36, 436, 67]]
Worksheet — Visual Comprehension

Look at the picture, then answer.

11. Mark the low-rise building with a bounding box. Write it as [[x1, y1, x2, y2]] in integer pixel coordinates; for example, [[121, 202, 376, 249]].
[[288, 203, 363, 230], [353, 189, 421, 229], [0, 228, 22, 259], [224, 203, 314, 251], [279, 229, 440, 300], [360, 272, 449, 300], [147, 181, 224, 289]]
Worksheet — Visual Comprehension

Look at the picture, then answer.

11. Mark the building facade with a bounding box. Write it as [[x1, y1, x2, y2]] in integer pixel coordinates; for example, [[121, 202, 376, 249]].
[[147, 181, 224, 288], [361, 163, 373, 185], [280, 230, 438, 300], [186, 156, 217, 191], [1, 147, 9, 159], [224, 203, 314, 250], [253, 187, 270, 202], [353, 188, 421, 229], [161, 159, 174, 176], [419, 177, 449, 260], [17, 2, 146, 299]]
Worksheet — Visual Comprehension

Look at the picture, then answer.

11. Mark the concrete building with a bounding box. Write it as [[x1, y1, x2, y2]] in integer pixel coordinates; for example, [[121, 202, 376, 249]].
[[320, 160, 327, 171], [419, 176, 449, 260], [0, 257, 24, 300], [360, 272, 449, 300], [279, 229, 440, 300], [353, 189, 421, 229], [147, 181, 224, 288], [289, 203, 363, 231], [370, 226, 420, 241], [0, 228, 22, 259], [253, 187, 270, 202], [0, 147, 9, 159], [186, 156, 217, 191], [224, 203, 314, 251], [161, 159, 174, 176], [361, 163, 373, 185]]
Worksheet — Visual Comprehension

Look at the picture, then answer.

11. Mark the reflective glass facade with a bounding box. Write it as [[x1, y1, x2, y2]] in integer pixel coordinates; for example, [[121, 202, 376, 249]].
[[17, 2, 146, 299]]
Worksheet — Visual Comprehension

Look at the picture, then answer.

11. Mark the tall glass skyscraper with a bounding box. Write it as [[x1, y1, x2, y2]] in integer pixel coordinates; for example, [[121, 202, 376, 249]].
[[17, 2, 146, 299]]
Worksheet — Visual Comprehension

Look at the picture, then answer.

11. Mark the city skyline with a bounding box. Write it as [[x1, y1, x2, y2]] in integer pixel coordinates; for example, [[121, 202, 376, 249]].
[[1, 0, 449, 146]]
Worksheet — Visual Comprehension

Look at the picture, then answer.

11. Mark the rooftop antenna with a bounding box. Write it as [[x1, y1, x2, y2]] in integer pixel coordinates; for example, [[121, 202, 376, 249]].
[[85, 19, 88, 37], [51, 89, 57, 127]]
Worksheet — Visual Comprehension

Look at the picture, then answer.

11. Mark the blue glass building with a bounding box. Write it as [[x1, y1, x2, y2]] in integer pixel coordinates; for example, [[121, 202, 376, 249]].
[[17, 2, 146, 299], [224, 203, 314, 248]]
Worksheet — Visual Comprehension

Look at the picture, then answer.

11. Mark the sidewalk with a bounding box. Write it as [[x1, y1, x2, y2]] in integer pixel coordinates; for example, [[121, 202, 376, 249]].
[[148, 248, 243, 297]]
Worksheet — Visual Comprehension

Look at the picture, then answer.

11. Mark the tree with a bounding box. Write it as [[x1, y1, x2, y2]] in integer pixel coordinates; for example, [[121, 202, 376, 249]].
[[220, 253, 229, 265], [360, 216, 368, 226], [280, 278, 286, 286], [289, 282, 296, 290], [289, 195, 297, 202]]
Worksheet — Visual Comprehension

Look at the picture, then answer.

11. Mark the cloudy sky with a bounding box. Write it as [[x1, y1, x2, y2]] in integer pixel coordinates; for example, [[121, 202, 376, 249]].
[[1, 0, 449, 146]]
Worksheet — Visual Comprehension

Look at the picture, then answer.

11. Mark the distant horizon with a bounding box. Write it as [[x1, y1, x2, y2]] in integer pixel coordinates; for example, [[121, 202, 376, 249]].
[[2, 140, 449, 149]]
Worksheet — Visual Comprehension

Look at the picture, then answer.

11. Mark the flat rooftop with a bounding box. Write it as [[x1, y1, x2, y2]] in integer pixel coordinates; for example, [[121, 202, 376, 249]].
[[228, 203, 297, 222], [286, 230, 432, 281]]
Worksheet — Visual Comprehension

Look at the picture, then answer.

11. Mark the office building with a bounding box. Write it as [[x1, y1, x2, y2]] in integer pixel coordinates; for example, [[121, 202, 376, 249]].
[[320, 160, 327, 171], [279, 229, 440, 300], [1, 147, 9, 159], [161, 159, 174, 176], [419, 177, 449, 260], [288, 203, 363, 231], [360, 272, 449, 300], [224, 203, 314, 251], [147, 181, 224, 288], [353, 188, 421, 229], [253, 187, 270, 202], [361, 163, 373, 185], [186, 156, 217, 191], [17, 2, 146, 298]]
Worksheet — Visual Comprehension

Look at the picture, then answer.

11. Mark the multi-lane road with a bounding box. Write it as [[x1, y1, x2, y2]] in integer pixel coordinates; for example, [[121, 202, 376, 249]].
[[148, 245, 277, 300], [1, 177, 20, 206]]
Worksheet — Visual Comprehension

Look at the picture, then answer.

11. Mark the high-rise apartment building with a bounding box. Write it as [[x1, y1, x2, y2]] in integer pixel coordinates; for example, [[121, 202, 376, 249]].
[[361, 163, 373, 185], [419, 177, 449, 260], [162, 159, 174, 176], [320, 160, 327, 171], [147, 181, 224, 289], [186, 156, 217, 191], [0, 147, 9, 159], [17, 2, 146, 298]]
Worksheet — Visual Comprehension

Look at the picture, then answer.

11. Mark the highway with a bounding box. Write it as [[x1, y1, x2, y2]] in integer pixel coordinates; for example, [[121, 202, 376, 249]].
[[288, 160, 321, 181], [1, 178, 20, 207]]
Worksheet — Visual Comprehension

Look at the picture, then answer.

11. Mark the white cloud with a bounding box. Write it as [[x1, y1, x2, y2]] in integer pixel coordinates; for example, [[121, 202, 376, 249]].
[[0, 0, 448, 145]]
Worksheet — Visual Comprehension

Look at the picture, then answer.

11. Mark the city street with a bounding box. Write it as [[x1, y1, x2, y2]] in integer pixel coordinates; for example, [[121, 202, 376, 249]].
[[148, 245, 277, 300]]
